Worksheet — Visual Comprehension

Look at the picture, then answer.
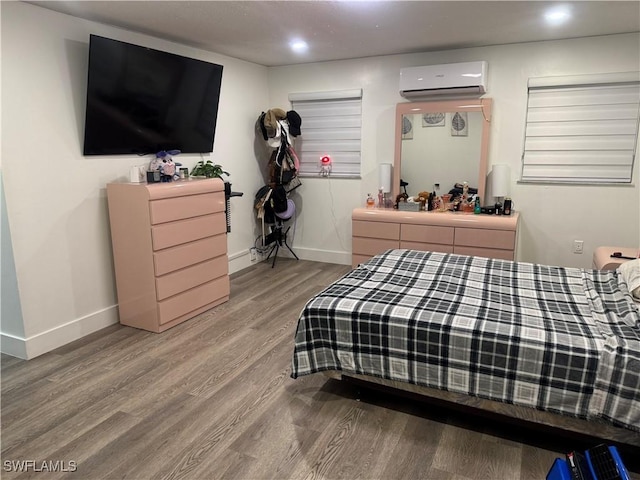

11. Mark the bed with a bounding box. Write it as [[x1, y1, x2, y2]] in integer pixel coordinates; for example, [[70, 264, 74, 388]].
[[291, 249, 640, 446]]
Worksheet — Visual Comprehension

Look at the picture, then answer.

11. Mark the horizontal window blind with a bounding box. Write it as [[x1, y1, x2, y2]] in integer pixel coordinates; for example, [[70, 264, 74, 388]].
[[522, 74, 639, 184], [289, 89, 362, 178]]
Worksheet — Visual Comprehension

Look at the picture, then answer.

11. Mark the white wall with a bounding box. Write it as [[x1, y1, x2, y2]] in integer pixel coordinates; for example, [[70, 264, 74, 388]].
[[1, 2, 269, 358], [268, 33, 640, 267], [1, 172, 27, 357]]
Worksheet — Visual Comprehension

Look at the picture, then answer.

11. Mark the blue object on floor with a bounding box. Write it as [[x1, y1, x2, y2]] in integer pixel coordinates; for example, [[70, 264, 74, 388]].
[[547, 458, 572, 480], [585, 445, 630, 480], [546, 445, 630, 480]]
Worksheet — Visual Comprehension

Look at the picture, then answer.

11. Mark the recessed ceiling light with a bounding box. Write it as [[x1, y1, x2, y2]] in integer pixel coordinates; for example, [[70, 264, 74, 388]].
[[290, 40, 309, 54], [544, 6, 571, 25]]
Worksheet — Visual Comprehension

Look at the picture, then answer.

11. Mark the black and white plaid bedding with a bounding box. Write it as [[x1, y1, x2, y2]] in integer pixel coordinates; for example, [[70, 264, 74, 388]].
[[291, 249, 640, 432]]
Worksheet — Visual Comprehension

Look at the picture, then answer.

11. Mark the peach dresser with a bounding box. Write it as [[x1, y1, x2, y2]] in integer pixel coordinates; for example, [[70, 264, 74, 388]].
[[106, 178, 229, 332], [352, 208, 519, 267], [592, 246, 640, 270]]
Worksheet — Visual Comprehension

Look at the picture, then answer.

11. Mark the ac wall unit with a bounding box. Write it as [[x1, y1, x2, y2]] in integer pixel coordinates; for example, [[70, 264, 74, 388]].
[[399, 61, 488, 98]]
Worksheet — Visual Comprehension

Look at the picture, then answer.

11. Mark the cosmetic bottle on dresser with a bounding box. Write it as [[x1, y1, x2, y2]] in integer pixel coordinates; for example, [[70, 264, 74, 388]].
[[503, 197, 512, 215], [366, 194, 375, 208]]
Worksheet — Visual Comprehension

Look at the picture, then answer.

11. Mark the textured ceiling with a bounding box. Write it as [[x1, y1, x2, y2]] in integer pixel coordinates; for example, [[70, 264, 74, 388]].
[[26, 1, 640, 67]]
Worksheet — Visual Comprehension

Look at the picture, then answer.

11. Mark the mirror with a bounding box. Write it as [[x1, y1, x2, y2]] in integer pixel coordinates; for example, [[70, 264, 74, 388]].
[[393, 98, 492, 203]]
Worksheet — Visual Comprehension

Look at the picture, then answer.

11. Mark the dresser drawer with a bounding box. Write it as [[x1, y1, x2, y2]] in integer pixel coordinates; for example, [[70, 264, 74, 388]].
[[156, 255, 228, 301], [400, 224, 454, 245], [400, 241, 454, 254], [454, 228, 515, 250], [152, 213, 226, 251], [154, 234, 227, 276], [149, 192, 225, 224], [454, 246, 514, 261], [352, 237, 399, 257], [157, 276, 230, 325], [352, 220, 400, 240]]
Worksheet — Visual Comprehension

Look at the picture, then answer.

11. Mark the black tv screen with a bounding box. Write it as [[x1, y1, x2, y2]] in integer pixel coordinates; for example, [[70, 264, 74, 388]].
[[83, 35, 223, 155]]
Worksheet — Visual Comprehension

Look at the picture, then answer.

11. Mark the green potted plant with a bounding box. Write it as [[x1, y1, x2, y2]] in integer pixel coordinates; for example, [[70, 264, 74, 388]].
[[191, 160, 229, 179]]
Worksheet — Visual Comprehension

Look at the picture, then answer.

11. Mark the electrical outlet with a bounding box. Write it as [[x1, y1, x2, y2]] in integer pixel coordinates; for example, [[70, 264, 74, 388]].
[[249, 249, 257, 261], [573, 240, 584, 254]]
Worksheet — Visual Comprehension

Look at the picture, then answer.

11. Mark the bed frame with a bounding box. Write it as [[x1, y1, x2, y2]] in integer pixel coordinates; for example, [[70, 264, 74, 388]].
[[323, 371, 640, 449]]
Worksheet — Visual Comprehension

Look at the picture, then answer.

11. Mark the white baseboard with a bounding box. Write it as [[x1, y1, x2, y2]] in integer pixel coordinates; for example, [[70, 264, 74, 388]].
[[0, 305, 119, 360], [228, 249, 254, 274], [0, 333, 28, 360], [276, 246, 351, 266], [230, 246, 351, 274]]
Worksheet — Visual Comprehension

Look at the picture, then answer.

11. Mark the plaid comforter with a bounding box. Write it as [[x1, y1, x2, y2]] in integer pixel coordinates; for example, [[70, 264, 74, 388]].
[[291, 249, 640, 432]]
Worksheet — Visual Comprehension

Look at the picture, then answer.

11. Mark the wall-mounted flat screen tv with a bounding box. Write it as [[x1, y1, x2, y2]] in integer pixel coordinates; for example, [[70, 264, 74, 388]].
[[83, 35, 224, 155]]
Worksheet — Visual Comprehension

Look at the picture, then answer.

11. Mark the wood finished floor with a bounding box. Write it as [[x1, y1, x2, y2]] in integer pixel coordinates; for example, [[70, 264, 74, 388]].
[[2, 258, 639, 480]]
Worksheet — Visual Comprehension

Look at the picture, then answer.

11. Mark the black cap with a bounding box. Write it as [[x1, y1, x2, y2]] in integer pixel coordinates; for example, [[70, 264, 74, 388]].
[[286, 110, 302, 137], [256, 112, 268, 141]]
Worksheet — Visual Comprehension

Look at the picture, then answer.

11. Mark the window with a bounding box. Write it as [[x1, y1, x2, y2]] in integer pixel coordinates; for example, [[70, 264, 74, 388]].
[[289, 89, 362, 178], [521, 72, 640, 184]]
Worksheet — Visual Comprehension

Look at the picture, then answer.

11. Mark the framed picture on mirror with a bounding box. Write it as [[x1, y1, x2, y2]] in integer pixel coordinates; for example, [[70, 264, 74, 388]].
[[402, 115, 413, 139], [422, 112, 445, 127], [451, 112, 468, 136]]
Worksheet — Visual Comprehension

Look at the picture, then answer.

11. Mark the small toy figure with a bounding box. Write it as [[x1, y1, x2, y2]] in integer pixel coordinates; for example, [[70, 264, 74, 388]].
[[320, 155, 332, 177], [149, 150, 182, 182]]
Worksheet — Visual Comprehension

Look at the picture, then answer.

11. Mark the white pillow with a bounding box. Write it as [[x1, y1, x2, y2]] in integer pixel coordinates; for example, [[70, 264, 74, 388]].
[[618, 259, 640, 301]]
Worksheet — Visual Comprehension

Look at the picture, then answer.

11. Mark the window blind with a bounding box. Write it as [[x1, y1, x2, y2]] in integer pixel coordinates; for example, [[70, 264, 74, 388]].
[[521, 73, 640, 184], [289, 89, 362, 178]]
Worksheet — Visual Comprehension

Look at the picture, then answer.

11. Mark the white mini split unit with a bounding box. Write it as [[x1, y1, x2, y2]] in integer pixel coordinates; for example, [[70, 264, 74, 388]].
[[399, 61, 488, 98]]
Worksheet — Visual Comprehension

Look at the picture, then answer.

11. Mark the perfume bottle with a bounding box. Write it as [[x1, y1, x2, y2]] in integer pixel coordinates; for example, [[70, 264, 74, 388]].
[[366, 193, 375, 208], [432, 183, 441, 211], [474, 196, 481, 214]]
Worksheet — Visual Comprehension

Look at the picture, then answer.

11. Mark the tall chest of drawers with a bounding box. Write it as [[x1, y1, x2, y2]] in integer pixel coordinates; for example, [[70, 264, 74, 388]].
[[107, 178, 229, 332], [352, 208, 519, 267]]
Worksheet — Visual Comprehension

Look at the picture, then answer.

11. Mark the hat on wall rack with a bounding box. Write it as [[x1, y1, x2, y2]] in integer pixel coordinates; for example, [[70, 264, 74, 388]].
[[286, 110, 302, 137], [275, 199, 296, 220]]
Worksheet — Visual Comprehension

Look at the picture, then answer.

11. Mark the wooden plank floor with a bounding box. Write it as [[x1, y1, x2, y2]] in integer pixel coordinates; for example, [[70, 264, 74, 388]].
[[2, 258, 639, 480]]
